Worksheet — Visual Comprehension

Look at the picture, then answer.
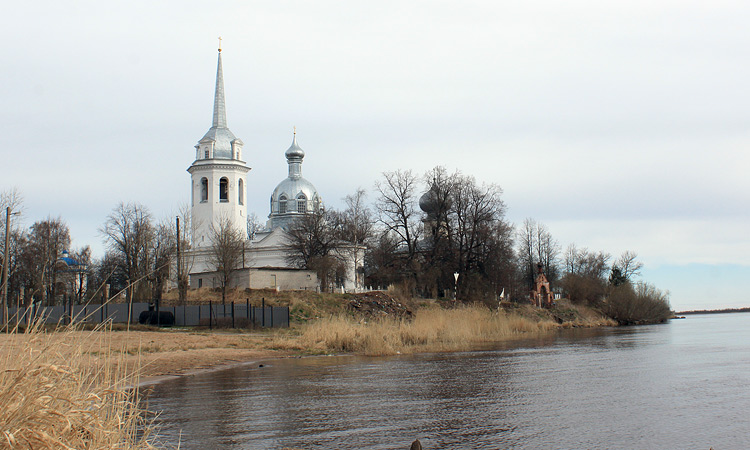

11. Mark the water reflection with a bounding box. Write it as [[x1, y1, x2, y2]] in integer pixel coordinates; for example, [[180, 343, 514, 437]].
[[148, 314, 750, 449]]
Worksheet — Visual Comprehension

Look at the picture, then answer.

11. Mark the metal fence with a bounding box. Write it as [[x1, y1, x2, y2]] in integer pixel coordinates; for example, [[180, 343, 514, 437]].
[[6, 301, 289, 328]]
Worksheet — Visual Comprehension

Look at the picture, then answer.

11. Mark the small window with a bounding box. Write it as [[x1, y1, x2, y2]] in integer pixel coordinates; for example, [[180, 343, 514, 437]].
[[198, 278, 203, 288], [201, 178, 208, 202], [279, 195, 287, 214], [238, 179, 244, 205], [204, 149, 209, 159], [297, 196, 306, 213], [220, 177, 228, 202]]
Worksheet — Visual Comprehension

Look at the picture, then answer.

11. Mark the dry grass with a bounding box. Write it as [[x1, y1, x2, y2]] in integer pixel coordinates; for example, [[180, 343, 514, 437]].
[[291, 305, 570, 356], [0, 322, 161, 449]]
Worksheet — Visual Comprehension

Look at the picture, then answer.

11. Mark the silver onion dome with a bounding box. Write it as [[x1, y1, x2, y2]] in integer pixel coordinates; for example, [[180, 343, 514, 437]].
[[285, 132, 305, 160], [269, 131, 321, 229]]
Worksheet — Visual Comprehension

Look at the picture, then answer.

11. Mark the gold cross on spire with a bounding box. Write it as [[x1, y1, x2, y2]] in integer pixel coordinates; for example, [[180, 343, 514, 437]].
[[293, 126, 296, 135], [218, 36, 222, 52]]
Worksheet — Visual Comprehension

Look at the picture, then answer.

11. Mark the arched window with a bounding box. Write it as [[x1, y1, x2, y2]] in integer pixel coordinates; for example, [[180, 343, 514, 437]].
[[204, 149, 209, 159], [279, 195, 287, 214], [297, 195, 307, 213], [238, 179, 244, 205], [219, 177, 229, 202], [200, 178, 208, 202]]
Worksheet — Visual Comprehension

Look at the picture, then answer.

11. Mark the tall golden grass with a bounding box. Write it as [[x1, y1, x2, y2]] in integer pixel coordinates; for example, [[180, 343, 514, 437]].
[[0, 321, 160, 449], [295, 305, 573, 356]]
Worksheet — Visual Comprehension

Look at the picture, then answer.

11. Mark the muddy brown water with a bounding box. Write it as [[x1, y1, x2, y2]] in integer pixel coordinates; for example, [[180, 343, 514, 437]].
[[146, 313, 750, 449]]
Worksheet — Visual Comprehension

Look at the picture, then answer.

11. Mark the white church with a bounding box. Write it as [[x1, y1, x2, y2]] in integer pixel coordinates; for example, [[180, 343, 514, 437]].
[[186, 47, 362, 292]]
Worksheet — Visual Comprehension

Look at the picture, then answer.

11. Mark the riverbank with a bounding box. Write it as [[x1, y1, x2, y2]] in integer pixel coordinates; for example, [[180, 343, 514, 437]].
[[45, 299, 615, 384], [0, 299, 614, 448], [0, 298, 614, 382]]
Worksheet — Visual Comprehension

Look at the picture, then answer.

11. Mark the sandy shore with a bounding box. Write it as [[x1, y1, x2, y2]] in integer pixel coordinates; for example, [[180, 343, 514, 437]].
[[108, 329, 301, 385], [0, 328, 301, 387]]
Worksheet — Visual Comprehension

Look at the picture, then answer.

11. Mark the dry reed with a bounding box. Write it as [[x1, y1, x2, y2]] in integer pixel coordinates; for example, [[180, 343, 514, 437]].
[[296, 305, 565, 356], [0, 321, 160, 449]]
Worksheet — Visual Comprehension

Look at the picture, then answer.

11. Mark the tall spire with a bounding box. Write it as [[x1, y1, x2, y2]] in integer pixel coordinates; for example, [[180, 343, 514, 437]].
[[198, 40, 241, 160], [212, 47, 227, 128]]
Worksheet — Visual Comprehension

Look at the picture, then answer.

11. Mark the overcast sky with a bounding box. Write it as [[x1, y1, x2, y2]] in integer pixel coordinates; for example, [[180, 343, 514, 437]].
[[2, 1, 748, 311]]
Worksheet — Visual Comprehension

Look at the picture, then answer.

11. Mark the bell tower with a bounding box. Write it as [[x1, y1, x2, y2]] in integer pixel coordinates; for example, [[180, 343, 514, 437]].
[[188, 42, 250, 247]]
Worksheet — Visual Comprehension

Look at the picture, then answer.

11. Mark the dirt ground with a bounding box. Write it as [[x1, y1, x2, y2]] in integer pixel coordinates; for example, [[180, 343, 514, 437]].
[[0, 327, 301, 386], [106, 329, 302, 383]]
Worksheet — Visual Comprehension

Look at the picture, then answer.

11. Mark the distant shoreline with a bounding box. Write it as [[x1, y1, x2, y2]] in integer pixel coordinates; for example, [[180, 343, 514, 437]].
[[676, 307, 750, 315]]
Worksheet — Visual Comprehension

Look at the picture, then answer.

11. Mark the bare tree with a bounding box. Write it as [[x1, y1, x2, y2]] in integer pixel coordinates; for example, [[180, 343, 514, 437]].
[[535, 222, 560, 283], [419, 167, 457, 297], [284, 208, 344, 291], [613, 251, 644, 282], [516, 218, 559, 289], [207, 216, 245, 304], [605, 282, 671, 325], [450, 173, 508, 301], [338, 188, 373, 289], [246, 212, 264, 241], [563, 243, 580, 275], [175, 205, 195, 306], [0, 188, 24, 227], [375, 170, 421, 290], [560, 247, 611, 306], [149, 219, 176, 306], [0, 188, 24, 309], [19, 217, 70, 305], [101, 202, 154, 304]]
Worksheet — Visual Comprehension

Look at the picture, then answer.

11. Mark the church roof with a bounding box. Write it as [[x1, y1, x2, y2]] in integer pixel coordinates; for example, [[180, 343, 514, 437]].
[[271, 176, 319, 204], [269, 132, 321, 228], [198, 49, 243, 159], [285, 131, 305, 160]]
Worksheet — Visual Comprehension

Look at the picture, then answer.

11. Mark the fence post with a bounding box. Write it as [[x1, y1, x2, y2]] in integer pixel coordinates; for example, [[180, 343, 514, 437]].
[[270, 306, 274, 328], [209, 301, 213, 330], [231, 301, 235, 329], [287, 307, 290, 328], [261, 298, 265, 328]]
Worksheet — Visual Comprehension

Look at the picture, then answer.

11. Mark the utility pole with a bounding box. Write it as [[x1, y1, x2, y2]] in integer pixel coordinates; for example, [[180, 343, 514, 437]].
[[2, 207, 10, 325], [176, 216, 185, 305]]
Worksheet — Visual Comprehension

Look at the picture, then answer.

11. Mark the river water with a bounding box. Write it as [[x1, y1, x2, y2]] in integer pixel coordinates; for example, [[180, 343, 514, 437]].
[[146, 313, 750, 449]]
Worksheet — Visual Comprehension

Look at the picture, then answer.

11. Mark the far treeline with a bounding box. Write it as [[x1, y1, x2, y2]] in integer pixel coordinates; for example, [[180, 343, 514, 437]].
[[0, 166, 671, 325], [677, 308, 750, 315]]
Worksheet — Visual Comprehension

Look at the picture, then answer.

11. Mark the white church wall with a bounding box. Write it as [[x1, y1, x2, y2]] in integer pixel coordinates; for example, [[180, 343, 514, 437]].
[[189, 268, 318, 291]]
